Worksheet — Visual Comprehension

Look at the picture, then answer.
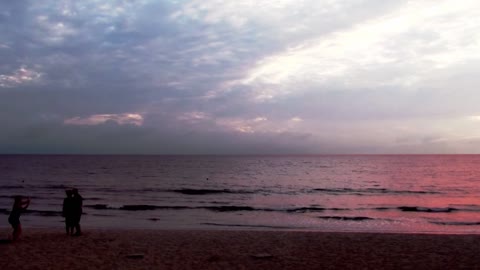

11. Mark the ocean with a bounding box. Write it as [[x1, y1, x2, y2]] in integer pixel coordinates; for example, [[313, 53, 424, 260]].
[[1, 155, 480, 234]]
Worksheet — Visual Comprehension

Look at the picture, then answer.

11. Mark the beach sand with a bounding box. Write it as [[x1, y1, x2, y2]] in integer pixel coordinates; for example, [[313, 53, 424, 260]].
[[1, 229, 480, 269]]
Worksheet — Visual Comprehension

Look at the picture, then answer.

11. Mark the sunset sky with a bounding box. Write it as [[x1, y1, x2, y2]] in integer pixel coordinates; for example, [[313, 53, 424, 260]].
[[2, 0, 480, 154]]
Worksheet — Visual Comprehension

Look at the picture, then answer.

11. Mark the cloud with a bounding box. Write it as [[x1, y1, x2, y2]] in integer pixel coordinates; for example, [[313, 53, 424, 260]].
[[1, 0, 480, 154], [177, 111, 210, 122], [290, 117, 303, 122], [64, 113, 144, 126], [0, 67, 42, 88], [35, 15, 77, 45], [231, 0, 480, 100]]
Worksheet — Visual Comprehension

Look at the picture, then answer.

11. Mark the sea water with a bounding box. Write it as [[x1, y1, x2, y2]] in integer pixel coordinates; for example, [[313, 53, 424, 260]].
[[1, 155, 480, 234]]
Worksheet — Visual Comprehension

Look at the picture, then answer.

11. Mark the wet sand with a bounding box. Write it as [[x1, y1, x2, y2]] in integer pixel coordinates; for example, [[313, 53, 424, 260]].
[[1, 229, 480, 269]]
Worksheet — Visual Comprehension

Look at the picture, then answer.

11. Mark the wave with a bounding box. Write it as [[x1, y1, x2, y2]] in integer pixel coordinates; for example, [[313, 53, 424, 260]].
[[0, 195, 44, 199], [91, 213, 116, 217], [89, 187, 257, 195], [170, 188, 253, 195], [86, 204, 111, 210], [447, 204, 480, 212], [118, 205, 258, 212], [0, 208, 62, 216], [85, 204, 355, 213], [120, 205, 159, 211], [430, 221, 480, 226], [25, 209, 62, 216], [83, 197, 103, 201], [85, 204, 194, 211], [369, 205, 480, 213], [83, 203, 478, 215], [204, 206, 257, 212], [0, 185, 25, 189], [86, 204, 269, 212], [86, 204, 321, 213], [372, 207, 391, 211], [29, 186, 439, 198], [42, 184, 70, 190], [317, 216, 374, 221], [120, 205, 193, 211], [287, 207, 351, 213], [169, 187, 438, 196], [201, 223, 294, 229], [397, 206, 457, 213], [286, 207, 326, 213], [310, 188, 439, 195], [367, 206, 459, 213]]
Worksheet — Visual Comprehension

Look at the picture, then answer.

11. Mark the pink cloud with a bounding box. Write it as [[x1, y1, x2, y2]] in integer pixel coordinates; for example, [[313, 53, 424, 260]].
[[0, 67, 42, 88]]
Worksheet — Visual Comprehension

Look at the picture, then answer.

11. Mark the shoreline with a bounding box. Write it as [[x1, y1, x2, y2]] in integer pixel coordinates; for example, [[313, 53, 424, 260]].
[[4, 224, 480, 235], [2, 229, 480, 269]]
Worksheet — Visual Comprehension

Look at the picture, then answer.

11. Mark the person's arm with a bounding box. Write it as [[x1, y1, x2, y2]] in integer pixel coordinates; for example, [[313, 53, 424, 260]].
[[21, 198, 30, 209]]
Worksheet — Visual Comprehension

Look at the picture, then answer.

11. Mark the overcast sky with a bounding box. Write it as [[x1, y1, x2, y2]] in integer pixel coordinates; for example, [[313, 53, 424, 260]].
[[1, 0, 480, 154]]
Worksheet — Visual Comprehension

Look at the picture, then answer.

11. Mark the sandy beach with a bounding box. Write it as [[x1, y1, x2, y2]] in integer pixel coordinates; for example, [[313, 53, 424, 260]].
[[1, 229, 480, 269]]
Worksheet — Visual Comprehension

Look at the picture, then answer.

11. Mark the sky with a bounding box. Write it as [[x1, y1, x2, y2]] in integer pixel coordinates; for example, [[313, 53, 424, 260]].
[[1, 0, 480, 154]]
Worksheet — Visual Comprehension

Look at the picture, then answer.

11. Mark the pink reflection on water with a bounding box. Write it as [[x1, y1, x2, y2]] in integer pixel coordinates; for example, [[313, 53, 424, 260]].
[[249, 155, 480, 233]]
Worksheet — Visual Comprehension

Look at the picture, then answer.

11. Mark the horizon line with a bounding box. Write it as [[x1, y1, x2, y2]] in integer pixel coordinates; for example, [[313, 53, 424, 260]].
[[1, 153, 479, 156]]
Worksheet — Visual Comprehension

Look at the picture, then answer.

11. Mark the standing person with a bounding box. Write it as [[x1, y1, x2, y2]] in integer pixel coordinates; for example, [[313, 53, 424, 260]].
[[62, 189, 74, 235], [71, 188, 83, 236], [8, 196, 30, 241]]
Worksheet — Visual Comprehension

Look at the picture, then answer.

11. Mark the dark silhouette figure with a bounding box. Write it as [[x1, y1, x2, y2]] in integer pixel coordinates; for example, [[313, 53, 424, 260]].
[[8, 196, 30, 241], [62, 189, 75, 235], [71, 188, 83, 236]]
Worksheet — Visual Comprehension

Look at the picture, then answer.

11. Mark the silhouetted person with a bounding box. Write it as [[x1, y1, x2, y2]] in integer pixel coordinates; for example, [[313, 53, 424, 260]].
[[71, 188, 83, 236], [62, 189, 74, 235], [8, 196, 30, 241]]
